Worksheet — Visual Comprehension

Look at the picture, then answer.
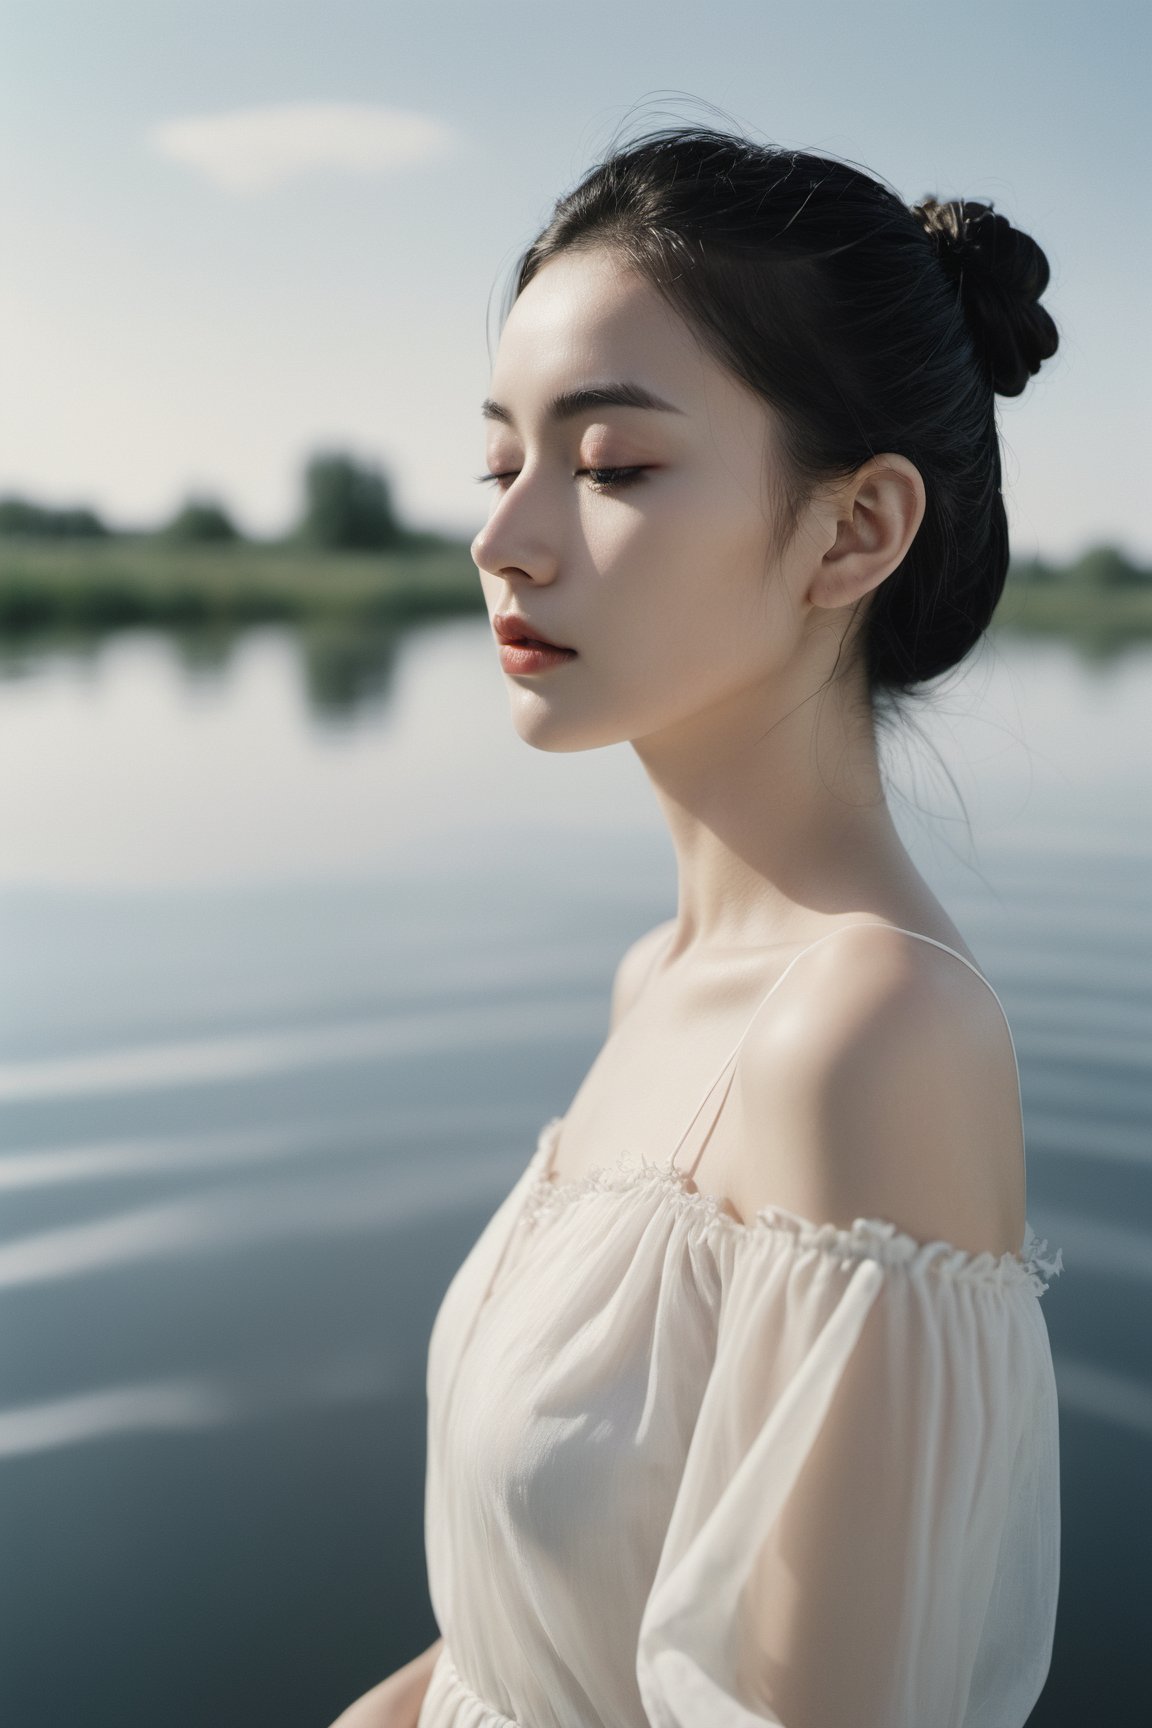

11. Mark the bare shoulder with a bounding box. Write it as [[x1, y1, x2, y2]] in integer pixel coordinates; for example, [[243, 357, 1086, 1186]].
[[728, 924, 1027, 1258], [609, 918, 676, 1032]]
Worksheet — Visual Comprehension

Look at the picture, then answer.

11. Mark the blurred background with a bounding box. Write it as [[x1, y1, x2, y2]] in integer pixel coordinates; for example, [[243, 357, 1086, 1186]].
[[1, 2, 1149, 1724]]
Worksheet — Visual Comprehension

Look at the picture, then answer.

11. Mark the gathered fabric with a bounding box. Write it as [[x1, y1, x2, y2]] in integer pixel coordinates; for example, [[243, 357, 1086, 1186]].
[[417, 927, 1065, 1728]]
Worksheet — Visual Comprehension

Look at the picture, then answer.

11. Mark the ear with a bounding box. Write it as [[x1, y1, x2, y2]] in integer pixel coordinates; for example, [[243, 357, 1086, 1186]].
[[808, 455, 926, 611]]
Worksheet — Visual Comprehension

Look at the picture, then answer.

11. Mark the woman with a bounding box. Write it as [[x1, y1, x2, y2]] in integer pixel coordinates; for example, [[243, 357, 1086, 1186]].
[[332, 126, 1064, 1728]]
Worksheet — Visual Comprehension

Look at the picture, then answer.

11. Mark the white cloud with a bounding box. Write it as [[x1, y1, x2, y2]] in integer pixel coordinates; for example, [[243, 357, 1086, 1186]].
[[147, 100, 457, 193]]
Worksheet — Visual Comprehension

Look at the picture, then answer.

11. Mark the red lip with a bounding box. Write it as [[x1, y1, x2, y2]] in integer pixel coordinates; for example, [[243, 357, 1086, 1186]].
[[493, 611, 575, 652]]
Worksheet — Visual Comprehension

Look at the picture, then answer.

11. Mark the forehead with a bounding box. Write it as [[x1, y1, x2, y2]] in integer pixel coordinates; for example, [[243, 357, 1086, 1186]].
[[492, 248, 708, 398]]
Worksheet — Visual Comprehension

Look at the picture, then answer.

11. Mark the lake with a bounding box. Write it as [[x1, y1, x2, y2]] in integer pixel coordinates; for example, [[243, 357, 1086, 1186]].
[[1, 615, 1149, 1726]]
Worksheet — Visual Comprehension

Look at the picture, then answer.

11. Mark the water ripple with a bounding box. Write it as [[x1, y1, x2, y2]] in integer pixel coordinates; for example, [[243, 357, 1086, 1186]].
[[0, 1353, 396, 1461], [0, 1161, 516, 1290], [0, 999, 601, 1103]]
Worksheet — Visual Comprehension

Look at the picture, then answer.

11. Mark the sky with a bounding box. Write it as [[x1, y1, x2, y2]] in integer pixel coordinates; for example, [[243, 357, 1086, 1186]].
[[0, 0, 1148, 564]]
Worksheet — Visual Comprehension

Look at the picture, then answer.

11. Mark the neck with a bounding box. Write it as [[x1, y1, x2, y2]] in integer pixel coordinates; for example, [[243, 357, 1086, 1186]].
[[631, 656, 914, 958]]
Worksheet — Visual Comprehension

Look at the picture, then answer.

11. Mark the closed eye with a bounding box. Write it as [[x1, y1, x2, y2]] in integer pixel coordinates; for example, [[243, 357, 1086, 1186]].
[[578, 466, 648, 492], [475, 466, 649, 493]]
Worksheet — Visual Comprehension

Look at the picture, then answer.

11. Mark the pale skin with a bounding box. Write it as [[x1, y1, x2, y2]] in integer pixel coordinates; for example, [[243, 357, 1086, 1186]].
[[329, 242, 1026, 1726], [326, 1639, 444, 1728]]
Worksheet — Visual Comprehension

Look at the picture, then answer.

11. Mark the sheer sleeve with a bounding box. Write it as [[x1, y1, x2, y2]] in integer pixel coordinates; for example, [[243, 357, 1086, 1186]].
[[635, 1209, 1064, 1728]]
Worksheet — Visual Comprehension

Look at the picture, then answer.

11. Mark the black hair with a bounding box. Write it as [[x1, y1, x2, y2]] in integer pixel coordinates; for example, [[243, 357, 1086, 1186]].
[[507, 126, 1059, 708]]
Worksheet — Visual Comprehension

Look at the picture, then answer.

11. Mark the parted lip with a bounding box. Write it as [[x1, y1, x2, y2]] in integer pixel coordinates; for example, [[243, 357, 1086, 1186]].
[[493, 612, 575, 651]]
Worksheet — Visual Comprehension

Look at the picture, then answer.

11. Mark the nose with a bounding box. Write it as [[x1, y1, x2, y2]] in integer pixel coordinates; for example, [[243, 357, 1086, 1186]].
[[471, 476, 560, 587]]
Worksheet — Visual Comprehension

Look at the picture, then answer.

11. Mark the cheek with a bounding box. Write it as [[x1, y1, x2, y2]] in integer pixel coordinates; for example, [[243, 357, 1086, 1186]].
[[587, 482, 777, 667], [503, 479, 789, 757], [571, 564, 776, 755]]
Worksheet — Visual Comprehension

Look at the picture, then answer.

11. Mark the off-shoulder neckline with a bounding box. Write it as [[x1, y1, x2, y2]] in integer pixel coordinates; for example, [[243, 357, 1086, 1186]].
[[524, 1117, 1064, 1298]]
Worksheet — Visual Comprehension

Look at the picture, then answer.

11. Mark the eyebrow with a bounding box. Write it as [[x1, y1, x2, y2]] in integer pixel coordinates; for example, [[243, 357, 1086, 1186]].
[[480, 382, 684, 425]]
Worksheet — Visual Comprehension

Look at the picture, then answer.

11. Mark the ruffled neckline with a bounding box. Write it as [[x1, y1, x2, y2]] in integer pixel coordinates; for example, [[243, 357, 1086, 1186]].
[[522, 1117, 1064, 1299]]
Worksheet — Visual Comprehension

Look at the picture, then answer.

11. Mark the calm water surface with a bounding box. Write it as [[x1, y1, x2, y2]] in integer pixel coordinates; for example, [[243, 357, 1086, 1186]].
[[0, 617, 1149, 1726]]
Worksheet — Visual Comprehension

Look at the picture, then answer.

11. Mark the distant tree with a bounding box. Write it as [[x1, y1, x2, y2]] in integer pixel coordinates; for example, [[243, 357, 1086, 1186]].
[[1007, 555, 1058, 584], [1007, 544, 1151, 587], [50, 506, 109, 537], [0, 496, 109, 537], [1068, 544, 1149, 588], [296, 452, 406, 550], [162, 497, 242, 544]]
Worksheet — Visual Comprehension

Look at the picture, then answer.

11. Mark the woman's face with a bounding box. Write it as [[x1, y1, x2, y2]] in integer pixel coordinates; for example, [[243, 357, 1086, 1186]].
[[471, 246, 824, 755]]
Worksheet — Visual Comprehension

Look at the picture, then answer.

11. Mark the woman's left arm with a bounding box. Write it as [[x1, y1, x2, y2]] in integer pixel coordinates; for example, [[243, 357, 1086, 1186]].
[[635, 951, 1063, 1726]]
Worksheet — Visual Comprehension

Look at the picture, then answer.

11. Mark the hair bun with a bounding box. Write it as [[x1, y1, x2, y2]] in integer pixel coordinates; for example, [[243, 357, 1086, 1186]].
[[910, 196, 1059, 397]]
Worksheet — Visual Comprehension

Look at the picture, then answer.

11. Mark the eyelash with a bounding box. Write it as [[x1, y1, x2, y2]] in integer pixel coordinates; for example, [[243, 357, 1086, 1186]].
[[475, 466, 647, 494]]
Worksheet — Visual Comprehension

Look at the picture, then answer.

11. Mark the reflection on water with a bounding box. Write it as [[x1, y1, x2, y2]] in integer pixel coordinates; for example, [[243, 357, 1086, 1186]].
[[0, 617, 411, 720], [0, 617, 1150, 1726], [293, 620, 406, 718]]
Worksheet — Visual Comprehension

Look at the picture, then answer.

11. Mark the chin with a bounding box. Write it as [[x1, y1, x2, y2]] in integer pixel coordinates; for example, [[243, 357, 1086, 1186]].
[[506, 691, 629, 754]]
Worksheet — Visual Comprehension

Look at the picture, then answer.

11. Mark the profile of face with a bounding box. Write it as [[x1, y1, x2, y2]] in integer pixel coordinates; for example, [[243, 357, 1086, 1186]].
[[472, 247, 839, 759]]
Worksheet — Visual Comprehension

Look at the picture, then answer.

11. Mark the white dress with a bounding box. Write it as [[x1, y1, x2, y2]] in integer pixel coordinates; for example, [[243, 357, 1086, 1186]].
[[416, 925, 1065, 1728]]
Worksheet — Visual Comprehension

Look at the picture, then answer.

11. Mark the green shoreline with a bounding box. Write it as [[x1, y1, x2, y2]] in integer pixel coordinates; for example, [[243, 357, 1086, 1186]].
[[0, 538, 483, 631], [0, 539, 1149, 654]]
